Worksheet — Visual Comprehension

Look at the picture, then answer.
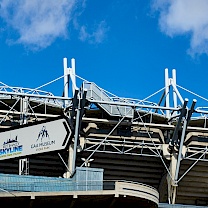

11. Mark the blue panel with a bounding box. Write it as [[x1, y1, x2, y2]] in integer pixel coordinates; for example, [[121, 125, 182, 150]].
[[0, 167, 104, 192], [74, 167, 104, 191]]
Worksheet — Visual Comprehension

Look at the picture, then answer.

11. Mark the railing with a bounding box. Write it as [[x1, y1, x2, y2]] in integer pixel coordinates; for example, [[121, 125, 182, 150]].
[[0, 176, 103, 192], [0, 174, 159, 205]]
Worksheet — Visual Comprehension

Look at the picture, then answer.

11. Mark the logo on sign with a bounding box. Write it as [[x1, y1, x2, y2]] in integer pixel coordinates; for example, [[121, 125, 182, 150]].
[[37, 126, 50, 142], [0, 136, 23, 157], [31, 126, 55, 151]]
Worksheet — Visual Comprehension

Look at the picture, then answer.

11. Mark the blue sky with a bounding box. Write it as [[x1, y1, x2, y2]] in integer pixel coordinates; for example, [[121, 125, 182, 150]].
[[1, 0, 208, 109]]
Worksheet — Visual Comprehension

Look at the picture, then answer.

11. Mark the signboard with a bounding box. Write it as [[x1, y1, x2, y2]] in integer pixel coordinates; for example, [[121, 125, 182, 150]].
[[0, 117, 72, 160]]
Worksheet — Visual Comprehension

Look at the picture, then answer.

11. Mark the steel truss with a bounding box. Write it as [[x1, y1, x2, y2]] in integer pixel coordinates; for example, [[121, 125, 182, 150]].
[[0, 58, 208, 204]]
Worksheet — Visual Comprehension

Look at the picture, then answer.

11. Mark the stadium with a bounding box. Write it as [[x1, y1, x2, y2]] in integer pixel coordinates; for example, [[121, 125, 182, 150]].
[[0, 57, 207, 207]]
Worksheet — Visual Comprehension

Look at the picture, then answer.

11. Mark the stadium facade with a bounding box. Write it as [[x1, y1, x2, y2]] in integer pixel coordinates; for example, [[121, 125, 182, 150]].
[[0, 58, 207, 207]]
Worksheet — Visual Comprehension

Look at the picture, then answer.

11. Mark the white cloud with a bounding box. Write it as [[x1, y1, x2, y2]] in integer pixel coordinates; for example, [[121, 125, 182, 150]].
[[0, 0, 76, 50], [79, 21, 109, 44], [79, 26, 89, 41], [152, 0, 208, 56]]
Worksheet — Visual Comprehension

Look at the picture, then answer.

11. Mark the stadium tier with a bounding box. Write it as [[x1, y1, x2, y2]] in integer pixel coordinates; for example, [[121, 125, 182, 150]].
[[0, 58, 207, 207]]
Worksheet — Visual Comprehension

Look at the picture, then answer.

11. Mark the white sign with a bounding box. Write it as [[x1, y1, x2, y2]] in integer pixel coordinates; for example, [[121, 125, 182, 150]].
[[0, 117, 72, 160]]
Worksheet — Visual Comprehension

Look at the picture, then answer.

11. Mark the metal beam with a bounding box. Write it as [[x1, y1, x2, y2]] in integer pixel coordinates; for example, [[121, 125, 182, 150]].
[[174, 99, 197, 181], [168, 99, 188, 152], [71, 92, 81, 175], [71, 89, 87, 175]]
